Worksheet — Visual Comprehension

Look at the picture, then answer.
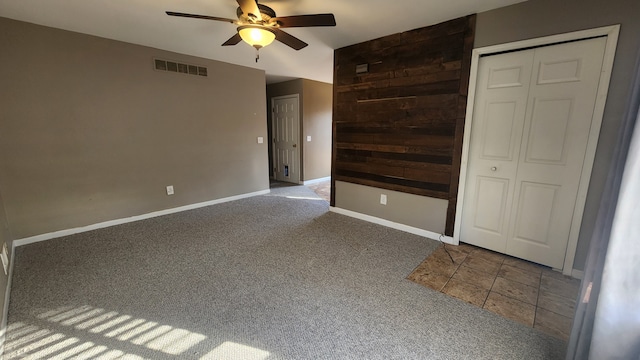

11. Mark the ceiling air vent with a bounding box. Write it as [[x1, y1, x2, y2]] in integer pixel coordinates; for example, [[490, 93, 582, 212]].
[[154, 59, 207, 77]]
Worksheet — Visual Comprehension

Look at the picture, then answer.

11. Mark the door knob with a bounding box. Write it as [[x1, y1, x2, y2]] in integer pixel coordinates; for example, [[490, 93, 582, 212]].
[[292, 144, 297, 148], [491, 166, 497, 171]]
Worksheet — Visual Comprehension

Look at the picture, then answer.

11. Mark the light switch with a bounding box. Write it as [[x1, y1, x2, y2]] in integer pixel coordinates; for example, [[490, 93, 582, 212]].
[[306, 136, 312, 142], [257, 137, 264, 144]]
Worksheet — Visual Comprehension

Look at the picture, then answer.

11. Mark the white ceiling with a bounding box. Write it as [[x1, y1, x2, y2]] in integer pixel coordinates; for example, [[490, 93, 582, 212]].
[[0, 0, 526, 84]]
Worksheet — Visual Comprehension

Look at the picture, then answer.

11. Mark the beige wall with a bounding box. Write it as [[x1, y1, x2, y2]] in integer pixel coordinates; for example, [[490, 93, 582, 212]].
[[266, 79, 332, 181], [475, 0, 640, 271], [302, 80, 332, 181], [0, 17, 270, 239], [335, 181, 448, 233]]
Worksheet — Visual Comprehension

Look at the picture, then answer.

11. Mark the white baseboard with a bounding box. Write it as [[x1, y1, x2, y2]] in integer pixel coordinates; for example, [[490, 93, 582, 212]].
[[571, 269, 584, 280], [14, 189, 270, 247], [329, 206, 454, 245], [303, 177, 331, 185]]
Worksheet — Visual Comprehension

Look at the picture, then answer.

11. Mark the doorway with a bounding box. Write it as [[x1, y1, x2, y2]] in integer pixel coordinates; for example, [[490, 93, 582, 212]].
[[272, 94, 300, 184]]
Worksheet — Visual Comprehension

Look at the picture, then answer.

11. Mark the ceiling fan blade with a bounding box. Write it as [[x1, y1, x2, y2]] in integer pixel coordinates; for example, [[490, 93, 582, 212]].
[[222, 33, 242, 46], [166, 11, 237, 24], [272, 28, 308, 50], [271, 14, 336, 28], [236, 0, 262, 21]]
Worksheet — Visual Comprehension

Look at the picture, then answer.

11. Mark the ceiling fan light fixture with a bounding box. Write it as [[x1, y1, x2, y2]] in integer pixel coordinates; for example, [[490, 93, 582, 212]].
[[238, 25, 276, 49]]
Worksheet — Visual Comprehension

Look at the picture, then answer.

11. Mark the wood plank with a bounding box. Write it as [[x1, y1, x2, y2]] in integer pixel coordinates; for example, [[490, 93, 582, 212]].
[[335, 133, 375, 144], [331, 67, 338, 207], [388, 70, 461, 88], [347, 93, 460, 110], [336, 123, 456, 136], [349, 81, 461, 102], [368, 151, 451, 165], [334, 159, 450, 184], [394, 61, 462, 78], [335, 161, 405, 178], [332, 14, 476, 219], [337, 32, 465, 66], [336, 143, 453, 157], [335, 16, 468, 55], [337, 154, 451, 173], [371, 134, 454, 148], [335, 170, 450, 194], [337, 148, 451, 165], [336, 61, 463, 90], [403, 167, 451, 184]]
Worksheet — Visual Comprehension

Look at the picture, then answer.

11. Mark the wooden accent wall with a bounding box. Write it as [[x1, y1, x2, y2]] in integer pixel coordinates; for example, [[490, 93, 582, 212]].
[[331, 15, 475, 235]]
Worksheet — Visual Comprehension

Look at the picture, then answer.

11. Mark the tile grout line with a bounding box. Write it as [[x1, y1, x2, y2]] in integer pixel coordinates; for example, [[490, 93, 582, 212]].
[[533, 268, 544, 327], [438, 246, 467, 292], [481, 256, 505, 308]]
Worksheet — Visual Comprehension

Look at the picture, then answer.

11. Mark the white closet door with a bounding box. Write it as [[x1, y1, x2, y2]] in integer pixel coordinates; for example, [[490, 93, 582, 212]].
[[506, 37, 607, 267], [460, 49, 534, 253], [461, 37, 607, 268]]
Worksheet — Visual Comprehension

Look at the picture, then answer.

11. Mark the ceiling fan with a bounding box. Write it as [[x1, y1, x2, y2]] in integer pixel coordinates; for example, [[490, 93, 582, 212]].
[[167, 0, 336, 61]]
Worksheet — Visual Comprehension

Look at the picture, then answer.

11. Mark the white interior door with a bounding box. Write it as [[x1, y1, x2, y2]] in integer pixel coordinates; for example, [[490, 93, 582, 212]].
[[459, 49, 535, 253], [272, 95, 300, 183], [461, 37, 607, 268]]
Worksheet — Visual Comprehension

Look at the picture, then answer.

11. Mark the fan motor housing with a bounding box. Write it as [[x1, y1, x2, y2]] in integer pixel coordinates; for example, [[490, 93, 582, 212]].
[[236, 4, 276, 23]]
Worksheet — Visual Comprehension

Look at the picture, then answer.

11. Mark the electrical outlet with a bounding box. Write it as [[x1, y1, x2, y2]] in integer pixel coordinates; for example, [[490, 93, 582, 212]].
[[166, 185, 174, 195], [1, 242, 8, 275], [380, 194, 387, 205]]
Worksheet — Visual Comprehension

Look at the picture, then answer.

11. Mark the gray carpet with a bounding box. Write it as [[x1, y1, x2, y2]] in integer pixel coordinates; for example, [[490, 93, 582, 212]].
[[6, 185, 566, 359]]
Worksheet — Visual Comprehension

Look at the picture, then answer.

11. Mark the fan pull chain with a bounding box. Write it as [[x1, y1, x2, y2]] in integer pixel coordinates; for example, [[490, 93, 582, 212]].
[[255, 48, 260, 63]]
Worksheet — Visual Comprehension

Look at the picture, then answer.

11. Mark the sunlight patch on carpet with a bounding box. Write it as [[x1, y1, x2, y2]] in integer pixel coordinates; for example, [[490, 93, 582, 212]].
[[4, 305, 208, 359], [200, 341, 270, 360]]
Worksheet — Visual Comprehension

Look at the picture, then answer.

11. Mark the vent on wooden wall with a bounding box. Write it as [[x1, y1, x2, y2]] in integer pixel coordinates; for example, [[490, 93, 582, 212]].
[[154, 59, 207, 77]]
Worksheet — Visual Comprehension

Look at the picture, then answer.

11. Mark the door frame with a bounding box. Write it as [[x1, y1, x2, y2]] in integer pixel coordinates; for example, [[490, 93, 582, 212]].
[[271, 94, 301, 183], [453, 25, 620, 276]]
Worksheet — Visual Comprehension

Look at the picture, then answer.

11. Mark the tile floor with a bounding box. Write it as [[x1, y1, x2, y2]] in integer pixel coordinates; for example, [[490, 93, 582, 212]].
[[306, 180, 331, 202], [270, 179, 331, 202], [408, 243, 581, 341], [300, 179, 581, 341]]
